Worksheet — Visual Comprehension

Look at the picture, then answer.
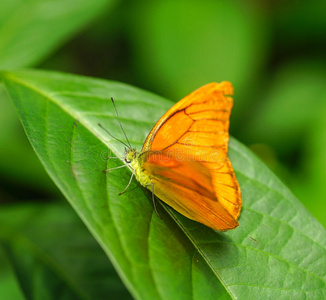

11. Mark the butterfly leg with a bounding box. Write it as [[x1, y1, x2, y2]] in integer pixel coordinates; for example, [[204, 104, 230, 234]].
[[150, 182, 162, 219], [119, 172, 134, 195], [103, 164, 128, 173]]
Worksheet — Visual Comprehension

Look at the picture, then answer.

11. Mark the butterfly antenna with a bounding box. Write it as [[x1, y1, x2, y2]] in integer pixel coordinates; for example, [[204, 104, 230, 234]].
[[111, 97, 132, 149], [98, 123, 131, 149]]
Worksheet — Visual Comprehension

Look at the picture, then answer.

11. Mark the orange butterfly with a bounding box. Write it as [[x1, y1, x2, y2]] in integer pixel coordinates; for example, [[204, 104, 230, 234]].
[[107, 82, 241, 231]]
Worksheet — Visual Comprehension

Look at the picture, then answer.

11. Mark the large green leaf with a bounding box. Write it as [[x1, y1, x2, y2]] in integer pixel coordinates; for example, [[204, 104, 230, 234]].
[[2, 70, 326, 299], [0, 202, 132, 300], [0, 0, 116, 69]]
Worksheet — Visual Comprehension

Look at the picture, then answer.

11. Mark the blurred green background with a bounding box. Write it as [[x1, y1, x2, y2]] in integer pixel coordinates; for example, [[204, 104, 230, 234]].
[[1, 0, 325, 297]]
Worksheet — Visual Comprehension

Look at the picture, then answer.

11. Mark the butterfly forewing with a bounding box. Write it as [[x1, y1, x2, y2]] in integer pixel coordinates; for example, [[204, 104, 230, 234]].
[[141, 82, 242, 229]]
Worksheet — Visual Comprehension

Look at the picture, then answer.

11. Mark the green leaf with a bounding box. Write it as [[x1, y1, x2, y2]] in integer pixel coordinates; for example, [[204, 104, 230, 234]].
[[0, 0, 117, 68], [0, 84, 58, 192], [2, 69, 326, 299], [0, 202, 132, 300]]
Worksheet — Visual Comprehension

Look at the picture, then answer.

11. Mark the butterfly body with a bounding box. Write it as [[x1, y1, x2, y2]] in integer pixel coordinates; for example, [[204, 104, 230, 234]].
[[122, 82, 242, 231], [125, 148, 153, 188]]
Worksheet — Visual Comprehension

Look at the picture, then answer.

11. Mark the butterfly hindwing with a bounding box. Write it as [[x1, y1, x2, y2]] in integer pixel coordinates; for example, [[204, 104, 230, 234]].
[[141, 150, 239, 231]]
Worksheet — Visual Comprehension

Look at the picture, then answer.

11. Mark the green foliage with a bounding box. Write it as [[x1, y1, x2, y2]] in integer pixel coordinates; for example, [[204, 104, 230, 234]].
[[0, 0, 116, 69], [1, 0, 326, 298], [127, 0, 268, 118], [0, 248, 24, 300], [0, 0, 117, 193], [2, 70, 326, 299], [244, 61, 326, 227], [0, 201, 132, 299], [245, 61, 326, 154]]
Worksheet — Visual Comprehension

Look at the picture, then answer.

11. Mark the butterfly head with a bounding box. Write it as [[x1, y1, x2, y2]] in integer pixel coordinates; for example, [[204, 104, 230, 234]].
[[124, 148, 137, 164]]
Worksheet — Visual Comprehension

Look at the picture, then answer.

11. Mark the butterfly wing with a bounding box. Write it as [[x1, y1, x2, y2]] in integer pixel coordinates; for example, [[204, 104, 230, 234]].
[[142, 82, 241, 224], [141, 151, 239, 231]]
